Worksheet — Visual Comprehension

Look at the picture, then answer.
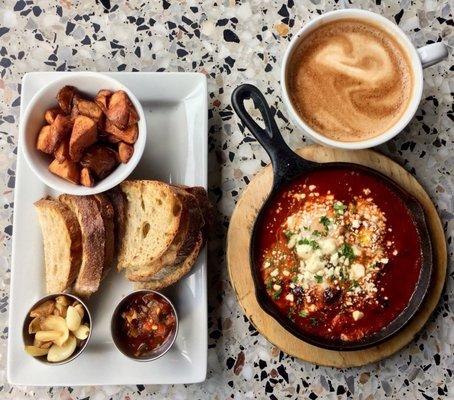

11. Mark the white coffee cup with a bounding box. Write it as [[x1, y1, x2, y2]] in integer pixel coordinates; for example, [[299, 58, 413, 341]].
[[281, 9, 448, 150]]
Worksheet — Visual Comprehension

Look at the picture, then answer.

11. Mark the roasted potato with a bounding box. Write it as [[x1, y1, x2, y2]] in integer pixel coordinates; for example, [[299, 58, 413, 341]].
[[44, 107, 64, 125], [51, 113, 73, 140], [80, 145, 118, 179], [80, 167, 94, 187], [69, 115, 98, 162], [36, 126, 55, 154], [94, 89, 112, 113], [56, 85, 77, 114], [73, 99, 103, 122], [48, 158, 80, 184], [105, 119, 138, 144], [118, 142, 134, 163], [54, 139, 70, 162], [106, 90, 139, 129]]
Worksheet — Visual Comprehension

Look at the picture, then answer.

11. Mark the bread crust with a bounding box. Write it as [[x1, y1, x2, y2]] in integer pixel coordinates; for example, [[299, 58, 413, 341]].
[[58, 194, 105, 297], [135, 232, 203, 290], [93, 194, 115, 278], [105, 186, 127, 263], [34, 198, 82, 294]]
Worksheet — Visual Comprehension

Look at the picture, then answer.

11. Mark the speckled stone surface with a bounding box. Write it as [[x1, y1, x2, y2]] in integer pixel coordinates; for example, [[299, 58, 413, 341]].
[[0, 0, 452, 399]]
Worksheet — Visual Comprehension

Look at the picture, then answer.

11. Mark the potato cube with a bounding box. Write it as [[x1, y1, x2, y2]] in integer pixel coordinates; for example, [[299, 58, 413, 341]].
[[56, 85, 77, 114], [105, 120, 138, 144], [54, 140, 70, 162], [44, 107, 64, 125], [73, 99, 103, 122], [94, 89, 112, 113], [48, 158, 80, 184], [118, 142, 134, 163], [80, 145, 118, 179], [36, 126, 54, 154], [106, 90, 139, 129], [80, 167, 94, 187], [69, 115, 97, 162]]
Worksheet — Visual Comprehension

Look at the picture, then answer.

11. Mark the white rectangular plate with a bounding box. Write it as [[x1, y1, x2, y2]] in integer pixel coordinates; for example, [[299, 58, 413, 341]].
[[7, 72, 208, 386]]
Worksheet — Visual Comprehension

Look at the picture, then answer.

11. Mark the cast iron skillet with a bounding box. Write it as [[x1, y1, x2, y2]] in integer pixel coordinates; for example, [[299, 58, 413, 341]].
[[231, 83, 433, 351]]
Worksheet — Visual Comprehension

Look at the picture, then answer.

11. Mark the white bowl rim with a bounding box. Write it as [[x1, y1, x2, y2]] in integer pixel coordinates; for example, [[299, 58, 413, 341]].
[[20, 71, 146, 195]]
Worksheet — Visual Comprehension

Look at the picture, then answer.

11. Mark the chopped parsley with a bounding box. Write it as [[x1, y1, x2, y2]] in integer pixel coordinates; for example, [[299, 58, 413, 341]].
[[312, 230, 322, 237], [266, 280, 273, 290], [320, 216, 330, 229], [340, 243, 356, 261], [298, 238, 320, 249], [284, 230, 293, 239], [334, 202, 347, 214], [310, 317, 318, 326], [299, 310, 308, 318], [291, 275, 298, 283], [273, 288, 282, 300], [314, 274, 323, 284], [349, 280, 360, 290]]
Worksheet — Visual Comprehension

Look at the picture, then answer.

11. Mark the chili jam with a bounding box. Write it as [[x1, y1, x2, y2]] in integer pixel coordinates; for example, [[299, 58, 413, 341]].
[[255, 167, 422, 342], [114, 292, 176, 357]]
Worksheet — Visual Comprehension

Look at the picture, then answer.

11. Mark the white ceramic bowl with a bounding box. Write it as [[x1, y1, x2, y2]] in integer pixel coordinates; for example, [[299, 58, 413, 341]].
[[20, 72, 146, 195]]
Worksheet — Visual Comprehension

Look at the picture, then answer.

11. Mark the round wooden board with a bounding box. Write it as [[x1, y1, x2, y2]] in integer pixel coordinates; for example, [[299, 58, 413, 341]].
[[227, 145, 447, 368]]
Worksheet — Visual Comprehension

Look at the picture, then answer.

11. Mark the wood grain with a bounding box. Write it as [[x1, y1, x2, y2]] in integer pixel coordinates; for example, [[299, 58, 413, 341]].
[[227, 145, 447, 368]]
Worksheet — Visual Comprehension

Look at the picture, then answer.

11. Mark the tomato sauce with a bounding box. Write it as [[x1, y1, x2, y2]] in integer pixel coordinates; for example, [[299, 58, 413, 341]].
[[255, 167, 422, 342], [115, 292, 176, 357]]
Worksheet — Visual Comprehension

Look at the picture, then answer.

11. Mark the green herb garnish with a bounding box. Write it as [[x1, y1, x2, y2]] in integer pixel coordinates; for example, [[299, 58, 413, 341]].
[[292, 275, 298, 283], [273, 288, 282, 300], [266, 280, 273, 290], [312, 230, 322, 237], [284, 230, 293, 239], [340, 243, 355, 261], [314, 275, 323, 284], [334, 202, 347, 214], [298, 238, 320, 250], [320, 216, 330, 230], [349, 280, 360, 290], [310, 317, 318, 326], [299, 310, 308, 318]]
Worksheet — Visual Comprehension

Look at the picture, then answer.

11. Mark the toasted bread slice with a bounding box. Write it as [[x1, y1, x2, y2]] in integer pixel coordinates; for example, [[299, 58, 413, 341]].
[[173, 185, 212, 243], [118, 181, 185, 271], [135, 232, 203, 290], [58, 194, 105, 297], [125, 189, 203, 281], [93, 194, 115, 278], [34, 198, 82, 294], [105, 187, 127, 262]]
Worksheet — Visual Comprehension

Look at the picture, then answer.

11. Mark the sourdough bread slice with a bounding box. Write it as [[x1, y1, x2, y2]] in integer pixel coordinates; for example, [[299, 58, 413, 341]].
[[105, 186, 127, 264], [118, 180, 185, 271], [58, 194, 105, 297], [173, 185, 212, 243], [135, 232, 203, 290], [34, 198, 82, 294], [125, 188, 203, 282], [93, 194, 115, 278]]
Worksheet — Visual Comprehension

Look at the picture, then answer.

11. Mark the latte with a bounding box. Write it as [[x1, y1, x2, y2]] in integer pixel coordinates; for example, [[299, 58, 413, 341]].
[[287, 19, 413, 142]]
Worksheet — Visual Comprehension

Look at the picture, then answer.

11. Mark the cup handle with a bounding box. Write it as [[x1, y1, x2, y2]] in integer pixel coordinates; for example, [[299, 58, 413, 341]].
[[417, 42, 448, 69]]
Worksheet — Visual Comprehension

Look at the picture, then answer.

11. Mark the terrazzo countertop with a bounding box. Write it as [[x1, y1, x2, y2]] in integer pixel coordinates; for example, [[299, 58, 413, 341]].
[[0, 0, 452, 399]]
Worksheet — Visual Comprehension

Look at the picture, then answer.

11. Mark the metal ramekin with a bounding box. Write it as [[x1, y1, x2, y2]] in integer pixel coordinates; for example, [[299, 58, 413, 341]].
[[22, 292, 92, 366], [110, 289, 179, 362]]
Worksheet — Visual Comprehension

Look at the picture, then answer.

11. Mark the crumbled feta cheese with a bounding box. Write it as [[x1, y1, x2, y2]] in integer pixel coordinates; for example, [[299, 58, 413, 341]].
[[352, 220, 360, 228], [285, 293, 294, 302], [264, 261, 271, 269], [309, 185, 316, 191], [273, 284, 281, 291], [270, 268, 279, 277], [352, 310, 364, 321], [350, 263, 365, 280], [319, 238, 337, 255], [282, 269, 290, 277]]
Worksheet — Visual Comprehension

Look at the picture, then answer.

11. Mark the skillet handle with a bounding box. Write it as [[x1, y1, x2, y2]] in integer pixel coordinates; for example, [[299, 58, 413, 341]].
[[231, 84, 312, 185]]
